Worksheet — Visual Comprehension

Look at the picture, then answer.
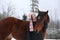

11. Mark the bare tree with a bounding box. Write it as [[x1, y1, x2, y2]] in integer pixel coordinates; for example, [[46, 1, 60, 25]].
[[0, 4, 15, 20]]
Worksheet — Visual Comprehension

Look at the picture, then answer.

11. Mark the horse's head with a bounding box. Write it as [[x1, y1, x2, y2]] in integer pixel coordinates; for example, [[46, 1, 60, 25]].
[[37, 9, 49, 23], [34, 9, 50, 32]]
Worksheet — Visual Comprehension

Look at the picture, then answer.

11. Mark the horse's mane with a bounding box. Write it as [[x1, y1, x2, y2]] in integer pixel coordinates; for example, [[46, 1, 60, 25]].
[[47, 15, 50, 23]]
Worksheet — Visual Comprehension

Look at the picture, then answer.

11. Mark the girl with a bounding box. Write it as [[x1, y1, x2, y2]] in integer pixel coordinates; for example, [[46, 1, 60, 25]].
[[29, 12, 36, 32]]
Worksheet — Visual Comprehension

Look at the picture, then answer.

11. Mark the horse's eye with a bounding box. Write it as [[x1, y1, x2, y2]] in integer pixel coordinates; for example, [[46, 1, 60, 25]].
[[38, 16, 40, 20]]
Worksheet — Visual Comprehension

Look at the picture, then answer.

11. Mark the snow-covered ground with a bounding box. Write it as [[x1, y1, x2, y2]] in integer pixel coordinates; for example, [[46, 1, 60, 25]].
[[11, 38, 60, 40], [46, 28, 60, 39], [44, 39, 60, 40]]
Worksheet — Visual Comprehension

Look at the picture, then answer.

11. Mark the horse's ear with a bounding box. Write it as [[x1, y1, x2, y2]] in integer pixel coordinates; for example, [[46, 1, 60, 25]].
[[46, 10, 48, 13], [45, 10, 48, 15]]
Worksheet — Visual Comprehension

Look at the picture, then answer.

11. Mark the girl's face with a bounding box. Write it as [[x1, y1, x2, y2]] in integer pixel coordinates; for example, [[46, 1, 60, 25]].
[[32, 14, 36, 20]]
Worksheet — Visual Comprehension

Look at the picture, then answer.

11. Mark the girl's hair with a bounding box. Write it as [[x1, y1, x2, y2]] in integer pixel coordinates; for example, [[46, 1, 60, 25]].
[[31, 14, 33, 20]]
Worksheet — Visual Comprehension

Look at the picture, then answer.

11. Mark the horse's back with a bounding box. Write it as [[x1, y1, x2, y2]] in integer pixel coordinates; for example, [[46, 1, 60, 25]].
[[5, 17, 29, 40]]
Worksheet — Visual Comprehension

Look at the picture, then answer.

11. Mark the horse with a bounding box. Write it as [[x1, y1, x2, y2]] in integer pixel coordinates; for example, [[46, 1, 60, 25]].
[[34, 10, 49, 39], [0, 10, 49, 40]]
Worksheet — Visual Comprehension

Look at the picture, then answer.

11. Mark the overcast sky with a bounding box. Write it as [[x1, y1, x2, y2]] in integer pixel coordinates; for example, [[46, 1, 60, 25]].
[[0, 0, 60, 21]]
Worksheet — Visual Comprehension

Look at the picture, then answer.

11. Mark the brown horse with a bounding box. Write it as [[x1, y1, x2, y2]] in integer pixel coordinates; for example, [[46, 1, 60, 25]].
[[34, 10, 49, 39], [0, 10, 49, 40]]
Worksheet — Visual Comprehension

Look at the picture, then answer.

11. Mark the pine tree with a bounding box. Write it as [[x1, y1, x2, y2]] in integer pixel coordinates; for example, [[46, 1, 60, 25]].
[[30, 0, 39, 13], [22, 14, 27, 20]]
